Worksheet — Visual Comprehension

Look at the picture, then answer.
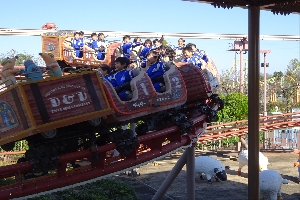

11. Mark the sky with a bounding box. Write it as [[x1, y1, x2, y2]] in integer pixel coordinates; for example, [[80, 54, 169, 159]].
[[0, 0, 299, 75]]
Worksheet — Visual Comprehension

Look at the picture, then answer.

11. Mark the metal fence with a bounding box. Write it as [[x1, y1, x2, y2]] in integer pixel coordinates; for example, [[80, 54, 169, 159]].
[[270, 128, 299, 149]]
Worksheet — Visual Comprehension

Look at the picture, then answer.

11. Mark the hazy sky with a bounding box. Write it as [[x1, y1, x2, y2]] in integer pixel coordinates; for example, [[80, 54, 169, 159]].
[[0, 0, 299, 75]]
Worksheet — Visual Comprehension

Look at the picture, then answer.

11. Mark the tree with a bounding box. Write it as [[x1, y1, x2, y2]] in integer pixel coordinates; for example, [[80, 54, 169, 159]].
[[286, 58, 300, 80], [0, 49, 44, 66], [216, 92, 248, 122], [218, 69, 242, 96], [273, 71, 283, 78]]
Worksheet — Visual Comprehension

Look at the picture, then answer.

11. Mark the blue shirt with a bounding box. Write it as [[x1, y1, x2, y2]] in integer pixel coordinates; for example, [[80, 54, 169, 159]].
[[139, 46, 151, 61], [88, 39, 99, 50], [71, 38, 84, 50], [23, 60, 43, 82], [122, 42, 141, 58], [106, 69, 135, 87], [106, 74, 117, 87], [194, 50, 209, 63], [182, 54, 203, 68], [146, 61, 166, 80], [174, 46, 184, 51]]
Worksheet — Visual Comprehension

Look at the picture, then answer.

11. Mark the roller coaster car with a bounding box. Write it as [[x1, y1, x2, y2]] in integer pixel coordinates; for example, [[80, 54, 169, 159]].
[[0, 57, 219, 151], [41, 35, 121, 68], [102, 62, 187, 123], [0, 71, 113, 147], [175, 62, 213, 102]]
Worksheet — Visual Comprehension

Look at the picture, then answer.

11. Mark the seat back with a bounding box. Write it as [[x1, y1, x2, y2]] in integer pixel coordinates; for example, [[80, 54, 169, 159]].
[[132, 45, 143, 57], [201, 60, 219, 92], [63, 37, 73, 48], [162, 62, 176, 92], [129, 67, 146, 101]]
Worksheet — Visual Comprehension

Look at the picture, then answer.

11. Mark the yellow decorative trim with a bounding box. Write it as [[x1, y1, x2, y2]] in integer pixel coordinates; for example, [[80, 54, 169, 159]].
[[0, 128, 34, 146], [18, 70, 96, 86], [95, 72, 111, 109], [0, 71, 113, 146], [18, 85, 37, 126]]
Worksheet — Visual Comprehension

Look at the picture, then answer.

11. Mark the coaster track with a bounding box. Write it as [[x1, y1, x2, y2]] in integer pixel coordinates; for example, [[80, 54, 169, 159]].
[[0, 28, 299, 41], [0, 102, 217, 199], [0, 110, 298, 199], [199, 111, 300, 143]]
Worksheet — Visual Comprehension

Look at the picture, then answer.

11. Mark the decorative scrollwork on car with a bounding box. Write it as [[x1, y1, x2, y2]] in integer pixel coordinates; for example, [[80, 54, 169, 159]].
[[43, 30, 75, 36]]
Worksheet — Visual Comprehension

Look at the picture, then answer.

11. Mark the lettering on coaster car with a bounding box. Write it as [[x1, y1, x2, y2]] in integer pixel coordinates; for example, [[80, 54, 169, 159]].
[[0, 101, 19, 132], [171, 77, 182, 89], [74, 60, 100, 65], [45, 85, 91, 114], [152, 93, 173, 105], [127, 100, 149, 111], [75, 59, 84, 64], [85, 61, 100, 65]]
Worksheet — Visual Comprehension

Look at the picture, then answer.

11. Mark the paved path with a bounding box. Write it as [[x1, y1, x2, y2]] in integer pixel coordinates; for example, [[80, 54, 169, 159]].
[[113, 150, 300, 200]]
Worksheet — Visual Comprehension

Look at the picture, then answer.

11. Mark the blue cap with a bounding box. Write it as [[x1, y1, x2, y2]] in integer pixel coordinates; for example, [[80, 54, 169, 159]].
[[24, 60, 35, 68]]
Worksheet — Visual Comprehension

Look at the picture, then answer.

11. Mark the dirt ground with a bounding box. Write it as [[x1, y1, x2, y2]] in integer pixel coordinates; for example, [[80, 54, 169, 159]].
[[113, 150, 300, 200]]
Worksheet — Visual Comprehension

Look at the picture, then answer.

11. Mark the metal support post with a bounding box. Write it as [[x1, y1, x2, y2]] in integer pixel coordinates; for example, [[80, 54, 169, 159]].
[[248, 5, 260, 200], [186, 146, 195, 200], [261, 51, 271, 149], [240, 50, 243, 93], [152, 149, 188, 200], [263, 53, 267, 149]]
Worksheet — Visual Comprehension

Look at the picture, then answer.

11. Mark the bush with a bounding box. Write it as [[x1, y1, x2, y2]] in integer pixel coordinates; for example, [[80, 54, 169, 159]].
[[216, 93, 248, 122], [28, 179, 139, 200], [0, 140, 29, 152]]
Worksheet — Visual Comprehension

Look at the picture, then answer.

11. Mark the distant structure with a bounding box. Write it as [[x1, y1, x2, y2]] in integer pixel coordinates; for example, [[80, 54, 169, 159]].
[[41, 22, 57, 30], [268, 82, 300, 103]]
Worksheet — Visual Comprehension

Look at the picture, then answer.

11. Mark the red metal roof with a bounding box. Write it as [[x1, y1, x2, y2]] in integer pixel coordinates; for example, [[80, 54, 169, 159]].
[[182, 0, 300, 14]]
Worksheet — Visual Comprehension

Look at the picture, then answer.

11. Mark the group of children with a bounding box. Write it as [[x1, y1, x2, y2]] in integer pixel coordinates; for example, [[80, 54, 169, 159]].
[[67, 32, 210, 73], [121, 36, 209, 70], [67, 31, 107, 60], [94, 35, 210, 102], [98, 48, 167, 101]]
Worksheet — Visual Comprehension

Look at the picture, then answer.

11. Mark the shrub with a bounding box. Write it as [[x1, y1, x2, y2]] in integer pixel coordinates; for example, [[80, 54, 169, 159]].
[[28, 179, 139, 200]]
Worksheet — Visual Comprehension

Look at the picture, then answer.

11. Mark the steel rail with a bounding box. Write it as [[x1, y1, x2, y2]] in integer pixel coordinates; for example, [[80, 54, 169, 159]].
[[200, 112, 300, 142], [0, 28, 299, 41], [0, 107, 299, 198]]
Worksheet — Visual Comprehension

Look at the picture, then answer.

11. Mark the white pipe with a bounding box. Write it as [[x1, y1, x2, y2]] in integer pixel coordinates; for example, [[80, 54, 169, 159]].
[[0, 28, 299, 41]]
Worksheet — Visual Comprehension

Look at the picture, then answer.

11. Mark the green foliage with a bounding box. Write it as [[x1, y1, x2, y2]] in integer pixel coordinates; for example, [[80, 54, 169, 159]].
[[15, 53, 36, 66], [216, 93, 248, 122], [0, 177, 16, 186], [0, 140, 29, 152], [267, 101, 300, 113], [286, 58, 300, 81], [161, 40, 168, 46], [13, 140, 29, 151], [273, 71, 283, 78], [0, 49, 44, 66], [28, 179, 139, 200], [221, 136, 240, 146]]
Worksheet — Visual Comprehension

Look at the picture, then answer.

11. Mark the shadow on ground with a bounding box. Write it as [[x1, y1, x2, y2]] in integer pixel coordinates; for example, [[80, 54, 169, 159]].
[[113, 150, 300, 200]]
